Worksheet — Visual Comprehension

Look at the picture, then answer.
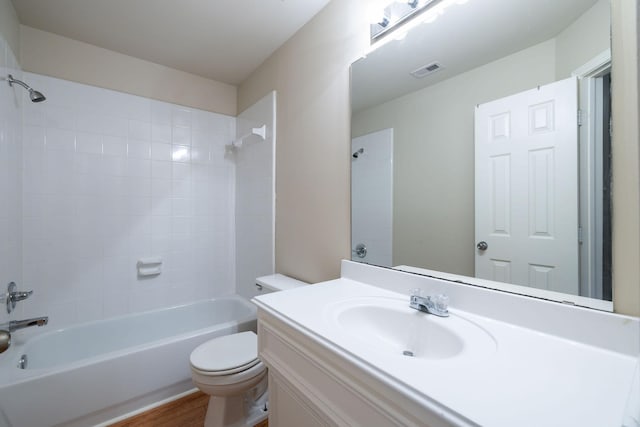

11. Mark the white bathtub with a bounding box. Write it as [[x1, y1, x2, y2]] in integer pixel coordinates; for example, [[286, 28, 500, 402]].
[[0, 295, 257, 427]]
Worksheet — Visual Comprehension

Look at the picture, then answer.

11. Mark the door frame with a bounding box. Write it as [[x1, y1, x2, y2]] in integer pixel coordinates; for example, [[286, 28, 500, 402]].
[[573, 50, 612, 299]]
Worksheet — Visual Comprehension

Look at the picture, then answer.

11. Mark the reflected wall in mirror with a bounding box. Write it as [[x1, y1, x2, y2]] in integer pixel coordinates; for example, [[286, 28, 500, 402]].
[[351, 0, 612, 307]]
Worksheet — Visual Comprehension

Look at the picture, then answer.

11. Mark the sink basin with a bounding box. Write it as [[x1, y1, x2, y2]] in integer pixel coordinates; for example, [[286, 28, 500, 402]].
[[325, 296, 496, 360]]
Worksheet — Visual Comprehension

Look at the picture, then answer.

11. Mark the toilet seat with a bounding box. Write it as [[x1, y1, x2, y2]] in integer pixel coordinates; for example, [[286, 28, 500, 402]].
[[190, 331, 259, 375]]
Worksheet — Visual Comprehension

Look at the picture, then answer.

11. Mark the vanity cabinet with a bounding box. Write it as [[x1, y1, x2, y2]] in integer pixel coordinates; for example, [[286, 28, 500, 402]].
[[257, 310, 453, 427]]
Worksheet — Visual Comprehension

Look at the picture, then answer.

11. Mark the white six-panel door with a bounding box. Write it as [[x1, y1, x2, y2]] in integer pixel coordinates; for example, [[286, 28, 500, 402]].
[[475, 77, 579, 294]]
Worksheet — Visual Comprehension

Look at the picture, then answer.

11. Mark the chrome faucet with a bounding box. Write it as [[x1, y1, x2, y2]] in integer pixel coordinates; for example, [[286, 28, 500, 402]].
[[0, 317, 48, 354], [1, 282, 46, 354], [2, 316, 49, 332], [410, 290, 449, 317], [6, 282, 34, 314]]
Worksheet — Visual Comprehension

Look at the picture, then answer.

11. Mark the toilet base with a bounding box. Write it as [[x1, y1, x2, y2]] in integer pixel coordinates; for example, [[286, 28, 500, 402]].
[[204, 387, 268, 427]]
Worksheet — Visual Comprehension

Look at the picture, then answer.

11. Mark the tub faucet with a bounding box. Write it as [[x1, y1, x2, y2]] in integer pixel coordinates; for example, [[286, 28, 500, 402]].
[[1, 316, 49, 332], [409, 290, 449, 317], [0, 317, 48, 354]]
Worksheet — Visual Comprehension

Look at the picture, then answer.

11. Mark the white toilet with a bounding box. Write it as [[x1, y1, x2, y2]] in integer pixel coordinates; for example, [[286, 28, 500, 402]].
[[190, 274, 308, 427]]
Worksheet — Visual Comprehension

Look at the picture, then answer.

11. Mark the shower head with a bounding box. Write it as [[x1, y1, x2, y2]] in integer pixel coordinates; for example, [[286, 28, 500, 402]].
[[7, 74, 46, 103], [352, 148, 364, 159]]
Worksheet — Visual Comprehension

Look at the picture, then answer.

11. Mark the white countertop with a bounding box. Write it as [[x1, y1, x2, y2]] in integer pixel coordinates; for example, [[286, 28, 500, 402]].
[[254, 273, 639, 427]]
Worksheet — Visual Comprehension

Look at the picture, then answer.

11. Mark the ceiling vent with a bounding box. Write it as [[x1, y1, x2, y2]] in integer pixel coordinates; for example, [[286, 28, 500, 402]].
[[410, 62, 443, 79]]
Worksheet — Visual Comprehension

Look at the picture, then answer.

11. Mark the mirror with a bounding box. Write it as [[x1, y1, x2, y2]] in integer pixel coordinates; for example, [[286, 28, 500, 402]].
[[350, 0, 613, 309]]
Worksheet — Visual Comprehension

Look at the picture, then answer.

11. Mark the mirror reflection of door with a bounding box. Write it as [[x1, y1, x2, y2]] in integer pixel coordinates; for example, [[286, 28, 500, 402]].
[[474, 77, 579, 294], [351, 129, 394, 267]]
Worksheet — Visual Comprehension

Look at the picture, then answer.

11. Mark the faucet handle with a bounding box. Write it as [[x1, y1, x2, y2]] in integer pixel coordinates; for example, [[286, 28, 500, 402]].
[[6, 282, 34, 314], [433, 294, 450, 313]]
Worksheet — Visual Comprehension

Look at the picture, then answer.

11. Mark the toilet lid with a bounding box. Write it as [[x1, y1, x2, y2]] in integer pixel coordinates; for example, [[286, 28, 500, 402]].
[[190, 331, 258, 372]]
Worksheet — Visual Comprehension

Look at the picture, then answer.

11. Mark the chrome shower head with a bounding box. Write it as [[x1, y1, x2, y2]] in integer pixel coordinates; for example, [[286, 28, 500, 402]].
[[7, 74, 46, 103], [352, 148, 364, 159], [29, 89, 46, 103]]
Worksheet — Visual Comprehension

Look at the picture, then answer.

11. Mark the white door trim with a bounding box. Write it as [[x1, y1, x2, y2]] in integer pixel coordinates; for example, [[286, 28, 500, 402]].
[[574, 50, 612, 299]]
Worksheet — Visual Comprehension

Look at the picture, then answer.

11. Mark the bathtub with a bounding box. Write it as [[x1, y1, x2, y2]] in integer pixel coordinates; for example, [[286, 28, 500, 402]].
[[0, 295, 257, 427]]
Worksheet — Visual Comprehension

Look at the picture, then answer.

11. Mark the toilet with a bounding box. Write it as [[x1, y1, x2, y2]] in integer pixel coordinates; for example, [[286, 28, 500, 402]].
[[190, 274, 308, 427]]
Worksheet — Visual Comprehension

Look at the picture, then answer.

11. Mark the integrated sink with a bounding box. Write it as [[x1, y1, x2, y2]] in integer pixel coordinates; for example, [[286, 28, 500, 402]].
[[325, 296, 496, 360]]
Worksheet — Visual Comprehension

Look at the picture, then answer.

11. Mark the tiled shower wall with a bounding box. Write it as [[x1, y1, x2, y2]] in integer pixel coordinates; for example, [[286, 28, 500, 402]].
[[0, 35, 22, 326], [18, 73, 236, 328]]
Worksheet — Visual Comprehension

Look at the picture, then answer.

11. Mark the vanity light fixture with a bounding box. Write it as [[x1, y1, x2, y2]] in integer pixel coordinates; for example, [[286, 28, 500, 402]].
[[370, 0, 470, 44], [370, 0, 440, 42]]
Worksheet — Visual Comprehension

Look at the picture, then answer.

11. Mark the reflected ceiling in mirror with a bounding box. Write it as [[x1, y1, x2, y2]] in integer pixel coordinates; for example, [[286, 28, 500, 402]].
[[351, 0, 612, 310]]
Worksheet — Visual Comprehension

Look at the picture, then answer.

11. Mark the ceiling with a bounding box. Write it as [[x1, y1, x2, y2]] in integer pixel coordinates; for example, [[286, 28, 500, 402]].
[[11, 0, 332, 85], [352, 0, 600, 112]]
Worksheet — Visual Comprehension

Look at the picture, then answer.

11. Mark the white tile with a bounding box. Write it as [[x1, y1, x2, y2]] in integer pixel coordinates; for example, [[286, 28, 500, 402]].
[[103, 292, 131, 318], [18, 74, 240, 328], [129, 120, 151, 141], [75, 153, 103, 175], [103, 156, 128, 176], [171, 145, 190, 162], [172, 126, 191, 145], [151, 100, 172, 125], [152, 196, 172, 216], [124, 96, 151, 122], [152, 142, 172, 161], [101, 115, 128, 137], [171, 217, 192, 235], [152, 215, 172, 235], [73, 173, 102, 195], [102, 135, 128, 157], [76, 111, 104, 134], [133, 215, 154, 237], [172, 180, 191, 198], [23, 125, 45, 150], [152, 123, 172, 143], [172, 106, 191, 127], [151, 160, 172, 179], [128, 177, 152, 196], [152, 179, 172, 198], [45, 105, 76, 130], [172, 198, 192, 217], [130, 196, 151, 216], [76, 132, 103, 154], [76, 297, 104, 323], [102, 176, 130, 196], [127, 140, 151, 159], [127, 159, 151, 177]]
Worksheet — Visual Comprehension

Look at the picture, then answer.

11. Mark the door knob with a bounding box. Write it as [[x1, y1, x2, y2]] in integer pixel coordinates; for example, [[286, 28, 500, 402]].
[[477, 241, 488, 251], [352, 243, 367, 258]]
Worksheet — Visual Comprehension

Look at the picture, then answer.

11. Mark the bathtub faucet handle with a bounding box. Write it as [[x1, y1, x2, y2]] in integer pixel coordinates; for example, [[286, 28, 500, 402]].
[[6, 282, 34, 314]]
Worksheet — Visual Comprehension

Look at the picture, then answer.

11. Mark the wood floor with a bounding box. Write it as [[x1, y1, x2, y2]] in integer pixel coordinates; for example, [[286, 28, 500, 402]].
[[108, 391, 268, 427]]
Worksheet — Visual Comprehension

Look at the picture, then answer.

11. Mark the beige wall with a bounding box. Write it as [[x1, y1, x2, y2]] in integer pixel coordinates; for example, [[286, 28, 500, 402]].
[[0, 0, 20, 61], [19, 25, 237, 115], [238, 0, 369, 283], [555, 0, 611, 79], [611, 0, 639, 317], [352, 40, 557, 276]]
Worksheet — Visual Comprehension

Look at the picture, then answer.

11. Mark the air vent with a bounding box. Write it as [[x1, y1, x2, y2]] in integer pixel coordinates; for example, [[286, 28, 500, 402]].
[[410, 62, 443, 79]]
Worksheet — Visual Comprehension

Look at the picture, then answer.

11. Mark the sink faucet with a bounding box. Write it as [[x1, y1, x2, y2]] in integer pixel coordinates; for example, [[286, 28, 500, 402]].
[[410, 290, 449, 317]]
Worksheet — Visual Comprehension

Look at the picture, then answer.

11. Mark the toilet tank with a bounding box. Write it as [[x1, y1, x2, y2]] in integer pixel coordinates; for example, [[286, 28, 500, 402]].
[[255, 274, 308, 294]]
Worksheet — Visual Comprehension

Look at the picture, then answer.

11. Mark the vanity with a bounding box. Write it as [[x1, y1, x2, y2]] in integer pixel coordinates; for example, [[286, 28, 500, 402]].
[[253, 261, 639, 427]]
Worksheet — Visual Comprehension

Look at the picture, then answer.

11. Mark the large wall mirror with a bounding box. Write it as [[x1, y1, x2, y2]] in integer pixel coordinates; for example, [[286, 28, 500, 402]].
[[351, 0, 613, 310]]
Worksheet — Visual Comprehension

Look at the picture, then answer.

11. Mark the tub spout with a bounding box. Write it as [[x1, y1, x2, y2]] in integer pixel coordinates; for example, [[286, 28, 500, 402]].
[[1, 316, 48, 332]]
